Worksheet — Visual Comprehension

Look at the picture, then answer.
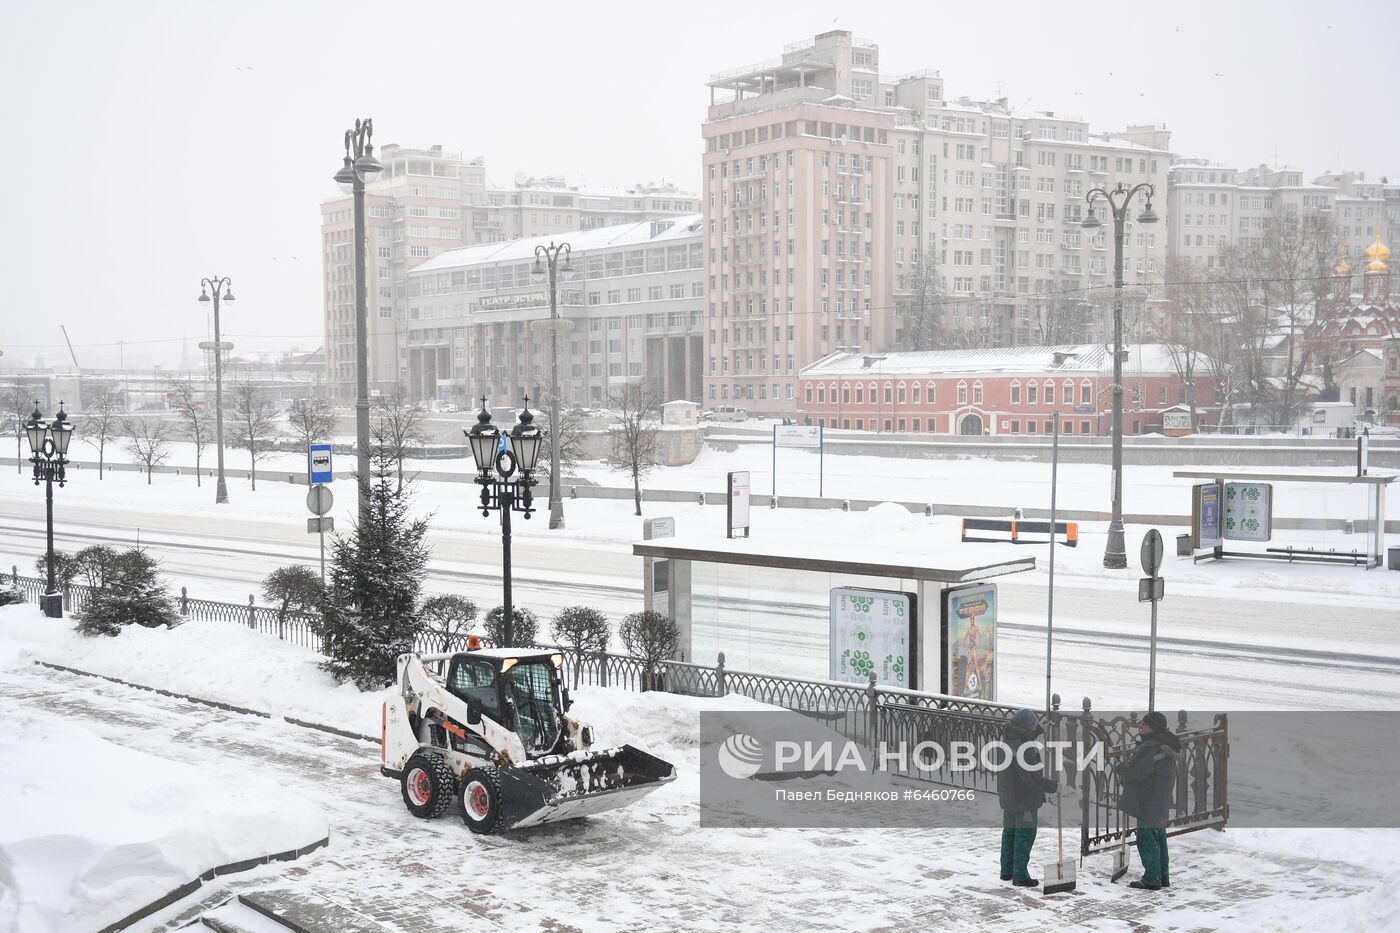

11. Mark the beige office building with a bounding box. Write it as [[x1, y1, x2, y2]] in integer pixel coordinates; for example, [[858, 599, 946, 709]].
[[321, 145, 696, 402], [702, 30, 1171, 414]]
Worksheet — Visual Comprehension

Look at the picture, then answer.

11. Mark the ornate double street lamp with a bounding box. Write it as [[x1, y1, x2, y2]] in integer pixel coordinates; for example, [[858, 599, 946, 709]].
[[26, 402, 75, 618], [1081, 182, 1158, 569], [530, 241, 574, 530], [466, 398, 545, 647], [333, 117, 382, 525], [198, 276, 235, 504]]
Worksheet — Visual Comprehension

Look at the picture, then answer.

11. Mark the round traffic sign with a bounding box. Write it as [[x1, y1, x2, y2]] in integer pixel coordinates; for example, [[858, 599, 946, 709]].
[[1140, 528, 1163, 576], [306, 484, 334, 516]]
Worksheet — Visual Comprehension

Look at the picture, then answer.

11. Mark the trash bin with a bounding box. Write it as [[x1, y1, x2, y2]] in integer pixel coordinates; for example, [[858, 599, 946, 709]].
[[1176, 533, 1193, 557]]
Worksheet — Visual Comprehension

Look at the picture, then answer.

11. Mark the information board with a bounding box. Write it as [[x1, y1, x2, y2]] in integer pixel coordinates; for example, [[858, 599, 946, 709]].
[[773, 425, 822, 448], [727, 470, 750, 538], [941, 583, 998, 701], [829, 587, 916, 688]]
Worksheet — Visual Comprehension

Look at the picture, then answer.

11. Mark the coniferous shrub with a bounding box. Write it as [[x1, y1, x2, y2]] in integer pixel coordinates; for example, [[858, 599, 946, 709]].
[[76, 548, 178, 636]]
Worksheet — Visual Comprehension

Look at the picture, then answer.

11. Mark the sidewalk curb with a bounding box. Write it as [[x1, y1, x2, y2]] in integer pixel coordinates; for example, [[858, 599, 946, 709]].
[[31, 660, 380, 744], [93, 837, 330, 933]]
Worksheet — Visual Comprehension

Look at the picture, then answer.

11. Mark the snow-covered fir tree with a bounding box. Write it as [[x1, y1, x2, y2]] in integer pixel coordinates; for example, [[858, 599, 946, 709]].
[[316, 454, 431, 688]]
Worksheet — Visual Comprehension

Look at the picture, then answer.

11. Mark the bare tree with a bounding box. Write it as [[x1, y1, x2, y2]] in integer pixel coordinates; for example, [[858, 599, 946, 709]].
[[287, 396, 338, 452], [229, 380, 279, 491], [607, 385, 662, 517], [1032, 296, 1096, 346], [619, 609, 679, 692], [1161, 257, 1220, 424], [122, 417, 172, 484], [533, 391, 586, 487], [167, 379, 210, 486], [371, 385, 429, 491], [80, 382, 123, 479], [897, 256, 947, 350], [0, 389, 28, 475], [1258, 214, 1337, 426]]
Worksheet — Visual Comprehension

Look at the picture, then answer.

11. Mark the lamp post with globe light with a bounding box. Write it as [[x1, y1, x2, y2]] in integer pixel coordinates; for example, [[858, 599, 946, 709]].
[[333, 118, 382, 525], [1081, 181, 1157, 569], [26, 402, 75, 618], [465, 398, 545, 646]]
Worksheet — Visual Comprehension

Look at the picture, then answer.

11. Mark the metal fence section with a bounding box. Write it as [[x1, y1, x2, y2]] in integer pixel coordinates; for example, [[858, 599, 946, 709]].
[[1077, 702, 1230, 856], [8, 565, 1228, 855]]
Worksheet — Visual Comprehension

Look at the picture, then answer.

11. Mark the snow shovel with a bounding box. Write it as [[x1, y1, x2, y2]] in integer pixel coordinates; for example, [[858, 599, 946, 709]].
[[1111, 737, 1132, 883], [1041, 414, 1077, 896], [1042, 779, 1077, 895]]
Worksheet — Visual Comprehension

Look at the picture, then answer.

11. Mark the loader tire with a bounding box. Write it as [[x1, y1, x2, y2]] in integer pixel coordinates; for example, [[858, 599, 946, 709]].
[[401, 752, 456, 819], [458, 766, 505, 835]]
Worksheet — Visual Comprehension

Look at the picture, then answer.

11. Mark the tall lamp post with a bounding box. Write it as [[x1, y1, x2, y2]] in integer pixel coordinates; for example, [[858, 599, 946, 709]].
[[26, 402, 74, 618], [1082, 181, 1157, 569], [198, 277, 235, 503], [465, 397, 545, 647], [333, 118, 382, 524], [530, 241, 574, 530]]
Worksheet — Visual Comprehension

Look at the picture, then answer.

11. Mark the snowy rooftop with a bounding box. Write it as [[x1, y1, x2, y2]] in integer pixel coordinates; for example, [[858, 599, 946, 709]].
[[411, 215, 703, 273], [799, 344, 1191, 378]]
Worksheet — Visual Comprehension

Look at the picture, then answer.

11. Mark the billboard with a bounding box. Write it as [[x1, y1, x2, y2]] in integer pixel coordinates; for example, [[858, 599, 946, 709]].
[[727, 471, 750, 538], [829, 587, 916, 688], [1224, 482, 1273, 542], [942, 583, 997, 701]]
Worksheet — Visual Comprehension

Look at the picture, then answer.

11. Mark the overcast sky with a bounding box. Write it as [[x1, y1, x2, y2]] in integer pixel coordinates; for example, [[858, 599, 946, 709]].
[[2, 0, 1395, 370]]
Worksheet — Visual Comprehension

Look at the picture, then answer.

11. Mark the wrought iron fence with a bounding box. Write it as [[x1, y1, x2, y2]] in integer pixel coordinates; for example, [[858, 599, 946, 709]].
[[1076, 702, 1230, 856], [8, 564, 1228, 855]]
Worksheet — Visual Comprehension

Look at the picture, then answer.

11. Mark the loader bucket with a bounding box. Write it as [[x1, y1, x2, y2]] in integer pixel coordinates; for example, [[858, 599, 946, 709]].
[[500, 744, 676, 830]]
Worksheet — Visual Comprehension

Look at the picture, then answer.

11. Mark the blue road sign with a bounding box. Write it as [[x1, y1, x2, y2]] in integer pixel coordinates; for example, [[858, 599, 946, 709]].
[[308, 444, 334, 484]]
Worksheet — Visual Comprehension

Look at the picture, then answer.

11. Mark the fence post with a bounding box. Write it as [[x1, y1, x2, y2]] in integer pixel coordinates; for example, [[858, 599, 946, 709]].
[[10, 565, 16, 585], [716, 651, 726, 698], [180, 586, 189, 617], [599, 651, 609, 689], [247, 594, 256, 630], [865, 672, 879, 752], [1080, 695, 1093, 857], [1215, 713, 1229, 826]]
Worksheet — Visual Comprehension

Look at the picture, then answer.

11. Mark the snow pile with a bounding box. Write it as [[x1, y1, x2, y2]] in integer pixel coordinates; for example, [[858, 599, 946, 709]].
[[0, 606, 383, 736], [0, 704, 326, 933]]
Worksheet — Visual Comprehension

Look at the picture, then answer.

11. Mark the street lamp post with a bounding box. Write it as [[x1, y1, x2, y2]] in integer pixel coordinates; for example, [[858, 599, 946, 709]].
[[333, 118, 383, 525], [530, 242, 574, 530], [198, 277, 235, 503], [1082, 181, 1158, 569], [26, 402, 74, 618], [465, 397, 545, 647]]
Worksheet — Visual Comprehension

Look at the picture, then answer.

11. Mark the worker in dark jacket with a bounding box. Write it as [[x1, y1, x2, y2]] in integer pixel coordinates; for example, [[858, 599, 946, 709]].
[[997, 708, 1058, 887], [1119, 710, 1181, 890]]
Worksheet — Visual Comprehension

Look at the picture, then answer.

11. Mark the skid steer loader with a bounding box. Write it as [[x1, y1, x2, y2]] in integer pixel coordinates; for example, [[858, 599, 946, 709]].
[[380, 647, 676, 834]]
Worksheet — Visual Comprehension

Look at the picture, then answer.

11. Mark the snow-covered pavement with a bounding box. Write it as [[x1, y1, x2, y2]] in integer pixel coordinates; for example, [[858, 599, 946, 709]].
[[2, 613, 1397, 933]]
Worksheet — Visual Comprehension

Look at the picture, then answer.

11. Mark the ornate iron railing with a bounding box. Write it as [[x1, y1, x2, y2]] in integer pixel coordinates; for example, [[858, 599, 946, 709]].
[[8, 564, 1228, 855]]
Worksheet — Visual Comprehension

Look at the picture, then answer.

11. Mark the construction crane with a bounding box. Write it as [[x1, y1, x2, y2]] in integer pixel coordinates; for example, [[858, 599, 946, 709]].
[[60, 325, 82, 409]]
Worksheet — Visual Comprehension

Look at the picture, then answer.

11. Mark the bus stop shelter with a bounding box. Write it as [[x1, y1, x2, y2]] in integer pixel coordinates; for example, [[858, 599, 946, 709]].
[[632, 530, 1034, 695], [1173, 468, 1396, 569]]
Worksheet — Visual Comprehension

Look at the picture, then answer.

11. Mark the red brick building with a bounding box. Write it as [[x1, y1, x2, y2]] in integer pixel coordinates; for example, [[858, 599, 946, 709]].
[[796, 344, 1218, 436]]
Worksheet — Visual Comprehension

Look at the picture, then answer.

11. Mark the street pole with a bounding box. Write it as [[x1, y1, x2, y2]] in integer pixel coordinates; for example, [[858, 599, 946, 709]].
[[1082, 183, 1157, 570], [199, 277, 234, 504], [335, 118, 382, 528], [533, 242, 572, 530], [501, 485, 513, 646], [44, 471, 55, 604], [1045, 411, 1059, 718]]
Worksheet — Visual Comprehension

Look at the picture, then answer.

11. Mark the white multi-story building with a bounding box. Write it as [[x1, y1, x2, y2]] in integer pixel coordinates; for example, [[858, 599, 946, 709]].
[[321, 144, 696, 402], [702, 30, 1171, 414], [402, 216, 705, 407]]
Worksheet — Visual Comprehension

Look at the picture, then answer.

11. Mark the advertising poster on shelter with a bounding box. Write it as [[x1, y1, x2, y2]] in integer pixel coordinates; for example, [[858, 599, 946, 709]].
[[829, 588, 916, 688], [943, 583, 997, 701]]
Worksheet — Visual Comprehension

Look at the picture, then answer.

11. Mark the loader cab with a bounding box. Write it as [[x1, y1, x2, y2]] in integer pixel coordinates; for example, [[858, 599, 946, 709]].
[[446, 649, 569, 757]]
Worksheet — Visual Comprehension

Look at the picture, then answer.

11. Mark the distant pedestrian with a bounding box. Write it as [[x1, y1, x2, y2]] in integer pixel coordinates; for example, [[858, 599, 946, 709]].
[[1119, 710, 1181, 890], [997, 708, 1057, 887]]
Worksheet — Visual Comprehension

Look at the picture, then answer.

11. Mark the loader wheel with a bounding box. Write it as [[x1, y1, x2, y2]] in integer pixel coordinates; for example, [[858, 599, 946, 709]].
[[458, 766, 504, 835], [401, 752, 456, 819]]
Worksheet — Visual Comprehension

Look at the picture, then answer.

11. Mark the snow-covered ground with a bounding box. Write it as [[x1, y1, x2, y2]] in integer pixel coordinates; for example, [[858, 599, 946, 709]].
[[2, 606, 1398, 932], [0, 610, 327, 933]]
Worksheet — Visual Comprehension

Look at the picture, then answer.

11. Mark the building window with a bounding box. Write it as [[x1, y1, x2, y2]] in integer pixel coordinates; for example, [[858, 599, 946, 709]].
[[1010, 420, 1020, 434], [1027, 383, 1038, 405], [1044, 381, 1055, 405], [1010, 381, 1021, 405], [1080, 381, 1092, 405], [973, 381, 983, 404], [957, 381, 968, 405]]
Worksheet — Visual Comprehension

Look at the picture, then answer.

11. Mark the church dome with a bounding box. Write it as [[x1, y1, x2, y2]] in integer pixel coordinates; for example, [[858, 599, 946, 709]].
[[1364, 234, 1391, 263]]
